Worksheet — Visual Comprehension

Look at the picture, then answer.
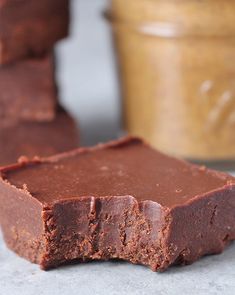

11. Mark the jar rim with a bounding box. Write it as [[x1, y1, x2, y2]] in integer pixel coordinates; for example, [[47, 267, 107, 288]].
[[105, 10, 235, 38]]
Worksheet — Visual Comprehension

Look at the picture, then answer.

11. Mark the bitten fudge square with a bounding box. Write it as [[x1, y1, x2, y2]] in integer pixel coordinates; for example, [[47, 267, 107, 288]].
[[0, 53, 57, 125], [0, 0, 69, 65], [0, 137, 235, 271]]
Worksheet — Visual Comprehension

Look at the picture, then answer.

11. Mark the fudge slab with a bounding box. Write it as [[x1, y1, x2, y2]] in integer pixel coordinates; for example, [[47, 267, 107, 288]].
[[0, 137, 235, 271], [0, 54, 57, 125], [0, 0, 69, 64], [0, 108, 79, 167]]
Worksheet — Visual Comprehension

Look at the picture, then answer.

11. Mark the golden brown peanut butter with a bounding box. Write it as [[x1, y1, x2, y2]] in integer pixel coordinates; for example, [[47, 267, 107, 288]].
[[108, 0, 235, 160]]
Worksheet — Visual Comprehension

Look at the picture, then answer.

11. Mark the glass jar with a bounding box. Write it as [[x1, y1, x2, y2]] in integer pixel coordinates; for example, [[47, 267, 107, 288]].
[[108, 0, 235, 161]]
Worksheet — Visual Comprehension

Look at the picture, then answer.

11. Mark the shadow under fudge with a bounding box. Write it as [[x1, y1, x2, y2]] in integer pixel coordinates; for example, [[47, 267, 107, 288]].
[[0, 137, 235, 271]]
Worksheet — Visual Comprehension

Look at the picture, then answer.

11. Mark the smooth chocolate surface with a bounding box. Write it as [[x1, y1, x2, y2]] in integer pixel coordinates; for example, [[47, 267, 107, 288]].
[[0, 54, 57, 125], [0, 137, 235, 271], [0, 0, 69, 64], [0, 108, 79, 167], [5, 138, 234, 207]]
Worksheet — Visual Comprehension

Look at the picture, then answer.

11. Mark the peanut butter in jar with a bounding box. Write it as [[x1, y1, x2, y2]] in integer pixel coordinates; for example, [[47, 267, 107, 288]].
[[108, 0, 235, 161]]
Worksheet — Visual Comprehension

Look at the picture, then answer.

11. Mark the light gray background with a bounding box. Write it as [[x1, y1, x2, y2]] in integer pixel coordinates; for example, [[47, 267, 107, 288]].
[[57, 0, 121, 146], [1, 1, 235, 294]]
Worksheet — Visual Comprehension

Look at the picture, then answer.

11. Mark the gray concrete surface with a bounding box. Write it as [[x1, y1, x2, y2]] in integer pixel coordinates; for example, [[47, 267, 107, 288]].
[[1, 232, 235, 295]]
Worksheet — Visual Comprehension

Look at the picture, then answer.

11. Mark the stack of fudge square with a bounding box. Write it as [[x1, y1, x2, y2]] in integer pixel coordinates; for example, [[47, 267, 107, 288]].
[[0, 0, 79, 166]]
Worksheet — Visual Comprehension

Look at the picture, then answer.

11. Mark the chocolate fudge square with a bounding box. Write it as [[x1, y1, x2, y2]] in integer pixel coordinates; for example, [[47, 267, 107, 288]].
[[0, 108, 79, 167], [0, 54, 57, 125], [0, 0, 69, 64], [0, 137, 235, 271]]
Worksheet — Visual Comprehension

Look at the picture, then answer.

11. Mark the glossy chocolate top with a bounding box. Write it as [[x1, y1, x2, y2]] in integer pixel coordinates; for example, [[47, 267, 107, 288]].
[[1, 137, 234, 208]]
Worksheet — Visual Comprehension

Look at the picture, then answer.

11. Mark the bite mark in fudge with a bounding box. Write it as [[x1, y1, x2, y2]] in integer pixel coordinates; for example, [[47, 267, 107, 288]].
[[0, 108, 79, 167], [0, 137, 235, 271], [0, 0, 69, 64], [0, 54, 57, 125]]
